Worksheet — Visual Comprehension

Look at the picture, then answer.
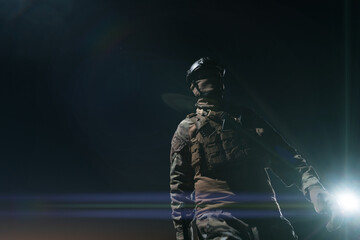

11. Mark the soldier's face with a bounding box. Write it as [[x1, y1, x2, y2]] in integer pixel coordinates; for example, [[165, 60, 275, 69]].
[[190, 69, 224, 98]]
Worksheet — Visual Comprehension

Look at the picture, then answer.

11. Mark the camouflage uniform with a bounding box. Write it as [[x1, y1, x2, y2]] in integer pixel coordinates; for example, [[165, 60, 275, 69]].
[[169, 101, 323, 240]]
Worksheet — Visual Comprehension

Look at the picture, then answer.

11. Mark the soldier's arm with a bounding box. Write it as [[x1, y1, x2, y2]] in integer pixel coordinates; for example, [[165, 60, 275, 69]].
[[170, 119, 195, 240], [245, 110, 324, 197], [249, 111, 343, 231], [265, 124, 323, 197]]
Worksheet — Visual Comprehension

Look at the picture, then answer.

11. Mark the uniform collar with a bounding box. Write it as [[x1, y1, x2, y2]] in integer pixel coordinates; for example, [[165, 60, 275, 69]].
[[195, 98, 223, 111]]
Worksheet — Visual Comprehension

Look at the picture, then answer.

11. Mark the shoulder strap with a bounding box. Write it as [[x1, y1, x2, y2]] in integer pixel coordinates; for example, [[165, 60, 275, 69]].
[[186, 113, 208, 141]]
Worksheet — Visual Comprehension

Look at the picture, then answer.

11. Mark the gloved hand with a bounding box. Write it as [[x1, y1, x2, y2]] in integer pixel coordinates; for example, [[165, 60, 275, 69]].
[[308, 186, 344, 232]]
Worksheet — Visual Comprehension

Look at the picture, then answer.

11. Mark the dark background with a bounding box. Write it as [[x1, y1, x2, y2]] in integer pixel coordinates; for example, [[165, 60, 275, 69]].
[[0, 0, 359, 239]]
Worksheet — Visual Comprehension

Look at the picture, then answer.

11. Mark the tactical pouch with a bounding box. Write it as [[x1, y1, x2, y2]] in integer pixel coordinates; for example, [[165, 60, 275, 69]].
[[201, 126, 227, 173], [190, 138, 201, 171], [220, 129, 250, 162]]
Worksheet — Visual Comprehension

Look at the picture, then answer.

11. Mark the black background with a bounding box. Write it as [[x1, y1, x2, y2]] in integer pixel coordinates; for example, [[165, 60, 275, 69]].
[[0, 0, 359, 239]]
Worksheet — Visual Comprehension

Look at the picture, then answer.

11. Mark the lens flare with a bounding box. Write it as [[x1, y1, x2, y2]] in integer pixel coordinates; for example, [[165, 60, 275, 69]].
[[336, 191, 360, 213]]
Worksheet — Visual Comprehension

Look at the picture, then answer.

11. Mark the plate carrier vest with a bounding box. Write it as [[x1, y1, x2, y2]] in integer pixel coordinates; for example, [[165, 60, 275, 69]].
[[187, 110, 260, 177]]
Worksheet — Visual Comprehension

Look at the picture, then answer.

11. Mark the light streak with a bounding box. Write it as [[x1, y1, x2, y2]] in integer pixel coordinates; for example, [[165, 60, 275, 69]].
[[0, 193, 315, 219]]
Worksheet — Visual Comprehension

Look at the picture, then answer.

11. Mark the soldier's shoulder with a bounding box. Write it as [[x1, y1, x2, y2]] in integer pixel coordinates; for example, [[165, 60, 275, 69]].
[[171, 114, 196, 150], [177, 114, 196, 132], [173, 114, 196, 138]]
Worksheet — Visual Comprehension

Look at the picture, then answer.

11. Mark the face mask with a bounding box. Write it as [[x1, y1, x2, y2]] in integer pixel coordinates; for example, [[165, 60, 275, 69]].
[[190, 68, 224, 98]]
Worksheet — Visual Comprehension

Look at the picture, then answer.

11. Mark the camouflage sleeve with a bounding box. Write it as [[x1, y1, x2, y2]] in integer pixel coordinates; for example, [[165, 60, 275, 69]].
[[170, 118, 195, 240], [246, 110, 324, 198]]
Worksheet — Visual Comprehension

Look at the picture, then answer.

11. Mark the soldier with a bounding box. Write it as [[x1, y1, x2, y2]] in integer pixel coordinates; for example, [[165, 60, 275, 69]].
[[169, 57, 343, 240]]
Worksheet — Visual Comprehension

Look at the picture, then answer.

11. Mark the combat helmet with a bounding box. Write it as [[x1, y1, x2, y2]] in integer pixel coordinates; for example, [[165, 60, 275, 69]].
[[186, 57, 225, 99]]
